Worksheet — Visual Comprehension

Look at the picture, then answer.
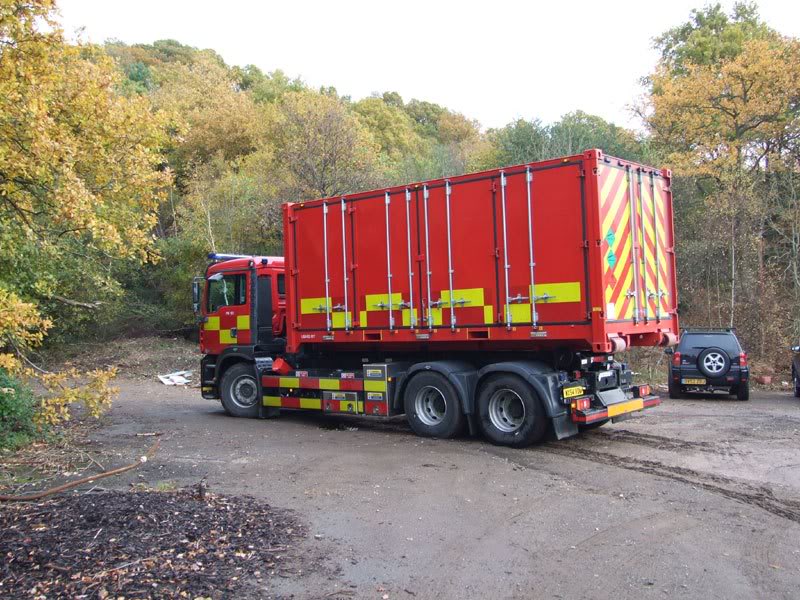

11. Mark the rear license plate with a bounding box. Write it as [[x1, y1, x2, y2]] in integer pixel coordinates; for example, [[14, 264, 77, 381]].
[[682, 378, 706, 385], [563, 386, 585, 399]]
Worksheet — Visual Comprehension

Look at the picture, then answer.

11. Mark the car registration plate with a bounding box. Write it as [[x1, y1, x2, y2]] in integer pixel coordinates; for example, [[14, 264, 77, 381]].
[[682, 378, 706, 385], [562, 386, 585, 399]]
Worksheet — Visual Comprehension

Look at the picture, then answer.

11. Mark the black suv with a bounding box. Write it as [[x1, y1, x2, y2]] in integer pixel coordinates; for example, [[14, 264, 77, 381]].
[[667, 329, 749, 400], [792, 343, 800, 398]]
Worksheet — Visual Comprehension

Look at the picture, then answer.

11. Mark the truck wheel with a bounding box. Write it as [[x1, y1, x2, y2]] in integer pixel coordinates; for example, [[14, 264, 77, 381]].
[[403, 372, 466, 439], [736, 382, 750, 401], [221, 362, 261, 418], [476, 374, 546, 448]]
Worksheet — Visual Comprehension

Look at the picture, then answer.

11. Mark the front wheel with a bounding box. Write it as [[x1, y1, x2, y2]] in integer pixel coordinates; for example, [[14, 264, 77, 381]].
[[220, 362, 262, 417], [476, 374, 547, 448]]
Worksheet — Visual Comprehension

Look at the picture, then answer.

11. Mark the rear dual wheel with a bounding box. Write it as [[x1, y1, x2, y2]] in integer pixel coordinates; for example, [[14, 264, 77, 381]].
[[476, 374, 546, 448], [404, 372, 466, 439]]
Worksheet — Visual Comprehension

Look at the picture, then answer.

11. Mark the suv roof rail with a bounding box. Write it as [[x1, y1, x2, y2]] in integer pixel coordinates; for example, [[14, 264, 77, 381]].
[[681, 327, 737, 333]]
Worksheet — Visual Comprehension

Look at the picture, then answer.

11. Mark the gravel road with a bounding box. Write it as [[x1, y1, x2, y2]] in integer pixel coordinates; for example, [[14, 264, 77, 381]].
[[91, 380, 800, 599]]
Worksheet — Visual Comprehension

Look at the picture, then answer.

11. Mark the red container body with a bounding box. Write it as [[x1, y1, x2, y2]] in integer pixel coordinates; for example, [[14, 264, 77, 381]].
[[283, 149, 678, 355]]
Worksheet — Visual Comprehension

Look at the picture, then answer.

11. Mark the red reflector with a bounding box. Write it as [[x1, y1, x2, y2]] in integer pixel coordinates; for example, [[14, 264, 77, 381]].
[[272, 357, 293, 375], [672, 351, 681, 367], [639, 385, 650, 396]]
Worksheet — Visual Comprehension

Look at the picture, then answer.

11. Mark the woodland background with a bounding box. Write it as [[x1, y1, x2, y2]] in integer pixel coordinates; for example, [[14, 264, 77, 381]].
[[2, 0, 799, 398]]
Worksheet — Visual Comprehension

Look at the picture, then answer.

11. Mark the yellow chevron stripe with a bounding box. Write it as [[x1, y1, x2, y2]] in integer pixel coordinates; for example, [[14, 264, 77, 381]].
[[599, 168, 621, 208], [602, 177, 629, 235]]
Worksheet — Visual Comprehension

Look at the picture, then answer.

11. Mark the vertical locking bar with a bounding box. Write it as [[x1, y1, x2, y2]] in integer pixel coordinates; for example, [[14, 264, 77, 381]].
[[651, 171, 661, 321], [340, 197, 349, 330], [423, 185, 432, 329], [626, 165, 641, 324], [500, 171, 512, 329], [445, 181, 456, 330], [384, 191, 394, 329], [405, 188, 416, 327], [322, 202, 332, 331], [637, 169, 648, 323], [526, 167, 537, 327]]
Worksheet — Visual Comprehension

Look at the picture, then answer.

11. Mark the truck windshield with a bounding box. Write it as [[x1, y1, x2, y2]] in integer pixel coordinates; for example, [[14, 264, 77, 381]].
[[207, 274, 246, 312]]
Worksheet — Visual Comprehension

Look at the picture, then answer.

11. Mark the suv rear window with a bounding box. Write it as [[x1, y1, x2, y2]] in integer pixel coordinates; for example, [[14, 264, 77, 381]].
[[679, 333, 741, 354]]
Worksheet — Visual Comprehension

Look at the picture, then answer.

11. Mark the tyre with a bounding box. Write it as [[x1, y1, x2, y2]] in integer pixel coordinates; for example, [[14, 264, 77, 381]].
[[697, 347, 730, 379], [403, 372, 466, 439], [668, 377, 683, 399], [736, 381, 750, 401], [476, 374, 547, 448], [793, 368, 800, 398], [220, 362, 262, 417]]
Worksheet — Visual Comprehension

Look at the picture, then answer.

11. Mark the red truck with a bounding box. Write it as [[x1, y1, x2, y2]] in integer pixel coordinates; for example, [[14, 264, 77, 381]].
[[193, 149, 678, 447]]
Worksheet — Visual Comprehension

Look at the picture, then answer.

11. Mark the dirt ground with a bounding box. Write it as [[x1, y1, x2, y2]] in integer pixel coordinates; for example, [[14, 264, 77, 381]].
[[65, 369, 799, 600]]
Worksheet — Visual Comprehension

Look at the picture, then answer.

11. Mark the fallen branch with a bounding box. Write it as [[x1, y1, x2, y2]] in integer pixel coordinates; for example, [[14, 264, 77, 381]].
[[50, 294, 103, 310], [0, 440, 159, 502]]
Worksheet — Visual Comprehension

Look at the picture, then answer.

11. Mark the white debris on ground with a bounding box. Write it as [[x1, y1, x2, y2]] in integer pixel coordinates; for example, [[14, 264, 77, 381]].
[[157, 371, 193, 385]]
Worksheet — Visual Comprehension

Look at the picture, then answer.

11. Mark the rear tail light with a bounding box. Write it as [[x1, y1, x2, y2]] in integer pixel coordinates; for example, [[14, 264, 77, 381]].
[[672, 351, 681, 367], [637, 385, 651, 397], [571, 397, 591, 411], [739, 352, 748, 367]]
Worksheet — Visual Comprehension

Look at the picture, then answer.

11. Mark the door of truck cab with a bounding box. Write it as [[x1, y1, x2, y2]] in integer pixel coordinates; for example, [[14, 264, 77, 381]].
[[202, 270, 252, 354]]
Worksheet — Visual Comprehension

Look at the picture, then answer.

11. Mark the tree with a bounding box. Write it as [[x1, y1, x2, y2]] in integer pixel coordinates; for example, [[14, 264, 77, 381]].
[[654, 2, 774, 74], [353, 96, 421, 160], [272, 91, 380, 198], [0, 0, 170, 422], [645, 2, 800, 359]]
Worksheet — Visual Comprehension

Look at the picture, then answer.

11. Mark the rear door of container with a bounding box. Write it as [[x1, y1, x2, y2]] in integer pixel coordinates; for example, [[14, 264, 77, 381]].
[[597, 163, 675, 323]]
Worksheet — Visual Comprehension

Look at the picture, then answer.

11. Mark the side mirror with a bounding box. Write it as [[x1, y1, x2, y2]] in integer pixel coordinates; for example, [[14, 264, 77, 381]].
[[664, 347, 674, 355], [192, 277, 203, 314]]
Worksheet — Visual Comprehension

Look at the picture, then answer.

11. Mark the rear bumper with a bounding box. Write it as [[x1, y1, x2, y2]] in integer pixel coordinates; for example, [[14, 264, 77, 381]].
[[670, 366, 748, 388], [572, 394, 660, 424]]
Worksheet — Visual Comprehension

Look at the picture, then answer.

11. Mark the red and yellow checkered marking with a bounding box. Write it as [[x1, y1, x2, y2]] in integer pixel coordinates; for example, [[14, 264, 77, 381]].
[[599, 167, 671, 321]]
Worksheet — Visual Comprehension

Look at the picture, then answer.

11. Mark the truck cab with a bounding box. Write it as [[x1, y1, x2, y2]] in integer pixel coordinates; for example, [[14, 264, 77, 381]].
[[194, 254, 286, 399]]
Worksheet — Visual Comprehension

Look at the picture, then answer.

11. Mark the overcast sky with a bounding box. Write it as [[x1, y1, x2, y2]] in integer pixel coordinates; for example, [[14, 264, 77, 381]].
[[59, 0, 800, 130]]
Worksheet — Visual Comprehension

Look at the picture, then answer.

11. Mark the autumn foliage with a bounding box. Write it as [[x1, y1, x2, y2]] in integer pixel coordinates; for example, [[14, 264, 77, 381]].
[[1, 1, 799, 442]]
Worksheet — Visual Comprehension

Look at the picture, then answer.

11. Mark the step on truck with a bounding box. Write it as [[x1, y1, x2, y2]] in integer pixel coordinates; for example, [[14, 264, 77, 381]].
[[193, 149, 679, 447]]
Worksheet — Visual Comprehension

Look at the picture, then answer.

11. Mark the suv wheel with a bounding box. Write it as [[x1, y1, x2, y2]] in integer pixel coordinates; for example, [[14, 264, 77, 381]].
[[736, 382, 750, 401], [668, 377, 683, 399], [697, 347, 731, 379], [793, 368, 800, 398]]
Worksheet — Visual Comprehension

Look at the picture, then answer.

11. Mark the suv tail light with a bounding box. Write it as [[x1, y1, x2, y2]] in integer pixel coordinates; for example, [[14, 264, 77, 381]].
[[672, 351, 681, 367], [739, 352, 748, 367]]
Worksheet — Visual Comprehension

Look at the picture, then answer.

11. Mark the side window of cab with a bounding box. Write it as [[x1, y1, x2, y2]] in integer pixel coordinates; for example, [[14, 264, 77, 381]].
[[207, 274, 247, 313]]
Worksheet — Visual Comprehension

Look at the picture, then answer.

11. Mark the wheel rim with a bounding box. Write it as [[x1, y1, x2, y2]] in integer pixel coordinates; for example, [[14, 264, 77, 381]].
[[231, 375, 258, 409], [414, 385, 447, 426], [702, 352, 726, 375], [488, 389, 526, 433]]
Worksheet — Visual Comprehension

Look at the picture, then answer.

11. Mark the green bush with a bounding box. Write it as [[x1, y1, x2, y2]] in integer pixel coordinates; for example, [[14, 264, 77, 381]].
[[0, 370, 38, 449]]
